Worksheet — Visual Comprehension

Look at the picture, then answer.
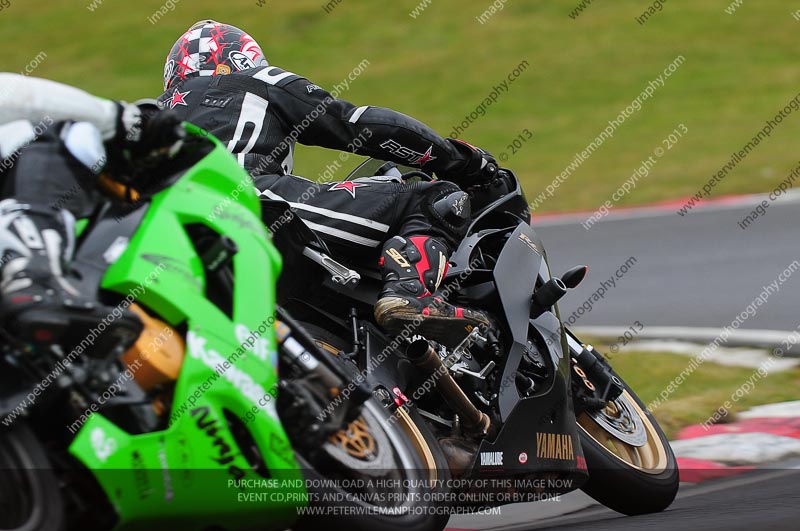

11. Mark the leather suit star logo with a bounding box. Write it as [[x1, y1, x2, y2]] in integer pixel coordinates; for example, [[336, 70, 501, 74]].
[[328, 181, 369, 199], [413, 145, 437, 165], [168, 89, 191, 109]]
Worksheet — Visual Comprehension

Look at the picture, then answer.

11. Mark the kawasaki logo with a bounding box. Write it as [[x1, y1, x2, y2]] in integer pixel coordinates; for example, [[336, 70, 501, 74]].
[[186, 331, 277, 419]]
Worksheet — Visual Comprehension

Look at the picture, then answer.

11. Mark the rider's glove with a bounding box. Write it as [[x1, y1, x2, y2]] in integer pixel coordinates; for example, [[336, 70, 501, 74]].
[[446, 138, 499, 188], [105, 101, 185, 187], [114, 101, 185, 161]]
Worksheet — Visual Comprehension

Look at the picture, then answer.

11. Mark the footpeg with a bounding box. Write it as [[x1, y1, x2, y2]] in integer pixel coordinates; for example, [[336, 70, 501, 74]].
[[452, 360, 496, 381], [302, 246, 360, 289]]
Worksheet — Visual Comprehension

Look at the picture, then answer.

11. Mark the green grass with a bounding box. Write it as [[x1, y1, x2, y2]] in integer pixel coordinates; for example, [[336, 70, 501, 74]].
[[601, 347, 800, 439], [4, 1, 800, 211]]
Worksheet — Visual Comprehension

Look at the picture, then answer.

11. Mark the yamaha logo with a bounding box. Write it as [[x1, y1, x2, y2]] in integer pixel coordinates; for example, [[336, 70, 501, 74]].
[[536, 432, 575, 461]]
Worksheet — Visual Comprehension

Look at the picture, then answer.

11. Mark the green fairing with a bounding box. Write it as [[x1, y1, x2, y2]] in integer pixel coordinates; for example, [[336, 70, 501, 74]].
[[75, 218, 89, 237], [68, 124, 307, 529]]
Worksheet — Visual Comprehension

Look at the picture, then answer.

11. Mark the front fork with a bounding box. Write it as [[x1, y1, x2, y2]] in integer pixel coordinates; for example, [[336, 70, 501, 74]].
[[565, 328, 624, 415], [274, 307, 370, 432]]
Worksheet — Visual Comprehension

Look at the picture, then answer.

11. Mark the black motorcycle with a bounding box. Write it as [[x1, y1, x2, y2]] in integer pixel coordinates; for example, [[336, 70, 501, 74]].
[[267, 159, 679, 528]]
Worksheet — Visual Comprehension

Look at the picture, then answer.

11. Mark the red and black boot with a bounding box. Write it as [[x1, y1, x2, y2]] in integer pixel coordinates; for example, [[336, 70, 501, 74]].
[[374, 235, 490, 346]]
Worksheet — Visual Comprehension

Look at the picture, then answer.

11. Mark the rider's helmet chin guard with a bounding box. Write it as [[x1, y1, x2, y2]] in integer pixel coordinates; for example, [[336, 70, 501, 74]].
[[163, 20, 268, 91]]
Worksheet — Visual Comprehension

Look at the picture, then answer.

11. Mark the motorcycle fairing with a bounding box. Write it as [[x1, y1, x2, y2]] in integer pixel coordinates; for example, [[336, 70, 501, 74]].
[[67, 126, 307, 529], [471, 222, 587, 484]]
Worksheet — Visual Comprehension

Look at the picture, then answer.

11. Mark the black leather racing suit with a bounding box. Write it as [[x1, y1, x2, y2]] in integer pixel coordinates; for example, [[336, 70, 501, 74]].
[[156, 65, 479, 257]]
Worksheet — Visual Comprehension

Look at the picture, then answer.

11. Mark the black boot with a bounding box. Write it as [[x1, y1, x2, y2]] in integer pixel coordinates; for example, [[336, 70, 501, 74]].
[[0, 199, 140, 349], [374, 235, 490, 346]]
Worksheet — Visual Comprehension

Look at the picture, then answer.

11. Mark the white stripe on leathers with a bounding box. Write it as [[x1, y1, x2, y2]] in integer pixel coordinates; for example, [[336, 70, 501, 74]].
[[259, 188, 390, 232], [301, 220, 381, 247]]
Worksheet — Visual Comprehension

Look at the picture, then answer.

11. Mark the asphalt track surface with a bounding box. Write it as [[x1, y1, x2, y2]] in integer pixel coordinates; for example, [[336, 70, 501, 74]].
[[523, 465, 800, 531], [445, 462, 800, 531], [532, 194, 800, 332]]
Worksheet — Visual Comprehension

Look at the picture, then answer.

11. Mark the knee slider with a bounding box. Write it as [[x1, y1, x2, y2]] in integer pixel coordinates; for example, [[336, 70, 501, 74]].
[[432, 191, 471, 225], [423, 182, 471, 237]]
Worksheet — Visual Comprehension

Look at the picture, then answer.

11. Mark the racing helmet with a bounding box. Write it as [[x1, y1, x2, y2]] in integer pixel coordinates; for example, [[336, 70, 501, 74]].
[[163, 20, 268, 90]]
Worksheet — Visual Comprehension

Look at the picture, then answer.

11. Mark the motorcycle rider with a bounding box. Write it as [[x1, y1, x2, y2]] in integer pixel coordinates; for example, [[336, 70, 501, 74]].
[[0, 74, 183, 344], [158, 20, 496, 345], [0, 20, 498, 346]]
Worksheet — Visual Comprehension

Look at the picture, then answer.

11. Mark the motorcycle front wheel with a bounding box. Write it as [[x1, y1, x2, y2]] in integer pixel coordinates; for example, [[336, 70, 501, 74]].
[[576, 363, 679, 515], [290, 323, 451, 531], [0, 424, 65, 531]]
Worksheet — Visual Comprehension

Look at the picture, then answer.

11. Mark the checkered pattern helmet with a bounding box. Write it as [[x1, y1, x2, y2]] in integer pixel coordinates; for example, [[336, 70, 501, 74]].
[[164, 20, 268, 91]]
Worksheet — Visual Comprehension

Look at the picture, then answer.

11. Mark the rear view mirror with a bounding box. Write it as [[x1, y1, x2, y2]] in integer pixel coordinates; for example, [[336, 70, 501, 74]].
[[561, 265, 588, 289]]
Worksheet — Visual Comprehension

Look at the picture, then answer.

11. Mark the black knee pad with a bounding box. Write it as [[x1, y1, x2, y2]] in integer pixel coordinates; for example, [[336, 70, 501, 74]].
[[3, 124, 98, 216], [421, 181, 471, 239]]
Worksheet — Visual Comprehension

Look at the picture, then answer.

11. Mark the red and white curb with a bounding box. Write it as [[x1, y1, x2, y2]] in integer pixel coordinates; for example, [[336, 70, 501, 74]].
[[445, 401, 800, 530], [673, 400, 800, 484], [573, 326, 800, 360]]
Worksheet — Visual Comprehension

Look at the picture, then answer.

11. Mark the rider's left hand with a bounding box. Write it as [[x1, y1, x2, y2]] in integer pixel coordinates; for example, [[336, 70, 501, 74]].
[[106, 101, 185, 183], [446, 138, 500, 187], [117, 101, 185, 160]]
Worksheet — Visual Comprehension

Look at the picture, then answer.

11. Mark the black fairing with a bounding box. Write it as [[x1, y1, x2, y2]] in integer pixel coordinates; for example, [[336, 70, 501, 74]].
[[468, 169, 531, 232], [470, 222, 585, 481], [493, 223, 546, 420], [69, 204, 150, 302]]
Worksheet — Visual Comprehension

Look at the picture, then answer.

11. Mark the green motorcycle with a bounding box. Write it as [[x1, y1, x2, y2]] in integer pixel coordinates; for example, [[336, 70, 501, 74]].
[[0, 125, 442, 531]]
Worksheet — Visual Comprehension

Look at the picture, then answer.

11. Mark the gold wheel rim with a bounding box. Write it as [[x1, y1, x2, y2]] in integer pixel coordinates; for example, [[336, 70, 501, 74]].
[[577, 390, 669, 474], [393, 405, 438, 482], [315, 338, 438, 480], [314, 339, 342, 357]]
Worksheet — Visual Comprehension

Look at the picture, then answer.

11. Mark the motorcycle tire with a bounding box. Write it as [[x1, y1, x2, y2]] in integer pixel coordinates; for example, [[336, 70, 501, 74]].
[[576, 362, 679, 515], [292, 322, 452, 531], [0, 424, 65, 531]]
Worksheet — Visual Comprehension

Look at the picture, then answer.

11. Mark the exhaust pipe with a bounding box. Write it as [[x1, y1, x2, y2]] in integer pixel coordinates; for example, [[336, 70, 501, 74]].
[[406, 339, 490, 436]]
